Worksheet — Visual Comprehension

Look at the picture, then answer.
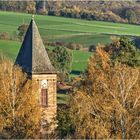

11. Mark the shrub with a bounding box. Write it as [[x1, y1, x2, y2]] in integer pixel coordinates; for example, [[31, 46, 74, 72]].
[[89, 45, 96, 52], [0, 32, 10, 40], [17, 24, 28, 41], [57, 105, 74, 138]]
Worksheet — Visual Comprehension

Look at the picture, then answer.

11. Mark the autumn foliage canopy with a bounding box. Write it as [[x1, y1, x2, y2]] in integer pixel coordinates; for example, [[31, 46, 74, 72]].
[[0, 57, 41, 139], [70, 41, 140, 139]]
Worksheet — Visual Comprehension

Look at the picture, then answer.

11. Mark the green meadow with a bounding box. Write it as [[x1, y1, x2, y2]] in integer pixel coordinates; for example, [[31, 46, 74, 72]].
[[0, 11, 140, 47], [0, 40, 20, 58]]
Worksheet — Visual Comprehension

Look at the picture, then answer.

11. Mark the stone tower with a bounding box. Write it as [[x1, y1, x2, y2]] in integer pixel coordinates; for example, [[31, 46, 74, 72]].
[[15, 16, 57, 130]]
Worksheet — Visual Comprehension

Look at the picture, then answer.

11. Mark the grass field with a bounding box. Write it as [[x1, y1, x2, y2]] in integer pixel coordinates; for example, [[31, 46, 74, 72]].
[[0, 40, 20, 58], [72, 50, 92, 73], [0, 11, 140, 47]]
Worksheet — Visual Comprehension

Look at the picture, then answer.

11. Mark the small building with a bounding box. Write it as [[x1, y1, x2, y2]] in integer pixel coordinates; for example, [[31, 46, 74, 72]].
[[15, 16, 57, 132]]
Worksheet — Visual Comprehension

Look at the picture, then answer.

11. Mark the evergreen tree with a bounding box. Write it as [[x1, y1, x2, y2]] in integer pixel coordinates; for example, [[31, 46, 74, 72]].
[[49, 46, 72, 75]]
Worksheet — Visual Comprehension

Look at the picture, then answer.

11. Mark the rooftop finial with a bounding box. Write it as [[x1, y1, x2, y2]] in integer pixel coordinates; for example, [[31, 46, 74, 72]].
[[32, 14, 34, 20]]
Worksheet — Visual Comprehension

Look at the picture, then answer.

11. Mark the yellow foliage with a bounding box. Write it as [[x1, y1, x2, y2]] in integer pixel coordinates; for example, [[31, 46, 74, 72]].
[[0, 57, 41, 138], [70, 47, 140, 139]]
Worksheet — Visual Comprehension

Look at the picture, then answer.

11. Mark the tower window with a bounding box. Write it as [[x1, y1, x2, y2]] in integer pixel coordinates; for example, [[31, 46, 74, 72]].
[[41, 80, 48, 106], [41, 89, 48, 106]]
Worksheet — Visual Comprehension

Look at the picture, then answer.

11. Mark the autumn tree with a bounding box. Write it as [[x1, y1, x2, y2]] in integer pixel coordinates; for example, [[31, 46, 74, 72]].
[[25, 1, 36, 14], [0, 32, 10, 40], [0, 1, 36, 13], [0, 56, 41, 139], [70, 46, 140, 139]]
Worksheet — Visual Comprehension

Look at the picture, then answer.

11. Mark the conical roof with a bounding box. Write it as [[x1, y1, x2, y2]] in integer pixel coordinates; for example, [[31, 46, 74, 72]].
[[15, 17, 56, 75]]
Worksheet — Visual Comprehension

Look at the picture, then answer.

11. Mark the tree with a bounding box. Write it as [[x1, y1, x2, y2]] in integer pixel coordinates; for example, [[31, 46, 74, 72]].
[[89, 44, 96, 52], [70, 46, 140, 139], [105, 37, 140, 67], [36, 0, 48, 15], [57, 105, 74, 138], [49, 46, 72, 78], [17, 24, 28, 41], [124, 9, 137, 23], [0, 32, 10, 40], [25, 1, 36, 14], [0, 56, 41, 139]]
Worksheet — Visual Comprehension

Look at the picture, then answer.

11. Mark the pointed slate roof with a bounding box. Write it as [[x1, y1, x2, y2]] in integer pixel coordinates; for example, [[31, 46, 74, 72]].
[[15, 16, 56, 75]]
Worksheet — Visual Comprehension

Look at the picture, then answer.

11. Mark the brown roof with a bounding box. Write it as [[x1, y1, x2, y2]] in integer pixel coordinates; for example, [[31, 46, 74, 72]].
[[15, 17, 56, 74]]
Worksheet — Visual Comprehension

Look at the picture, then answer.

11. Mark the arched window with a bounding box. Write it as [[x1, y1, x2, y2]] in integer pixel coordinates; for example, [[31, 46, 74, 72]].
[[41, 80, 48, 106]]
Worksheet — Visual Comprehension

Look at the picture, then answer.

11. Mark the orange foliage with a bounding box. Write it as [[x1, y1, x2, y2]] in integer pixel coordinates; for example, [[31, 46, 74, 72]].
[[0, 57, 41, 138], [70, 46, 140, 139]]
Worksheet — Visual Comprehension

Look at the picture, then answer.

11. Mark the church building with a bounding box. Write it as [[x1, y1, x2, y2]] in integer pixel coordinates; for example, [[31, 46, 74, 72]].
[[15, 16, 57, 127]]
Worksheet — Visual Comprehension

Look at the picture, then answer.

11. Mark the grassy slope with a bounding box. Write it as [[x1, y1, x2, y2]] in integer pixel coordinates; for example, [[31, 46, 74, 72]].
[[0, 11, 140, 47], [72, 50, 92, 73], [0, 40, 20, 59]]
